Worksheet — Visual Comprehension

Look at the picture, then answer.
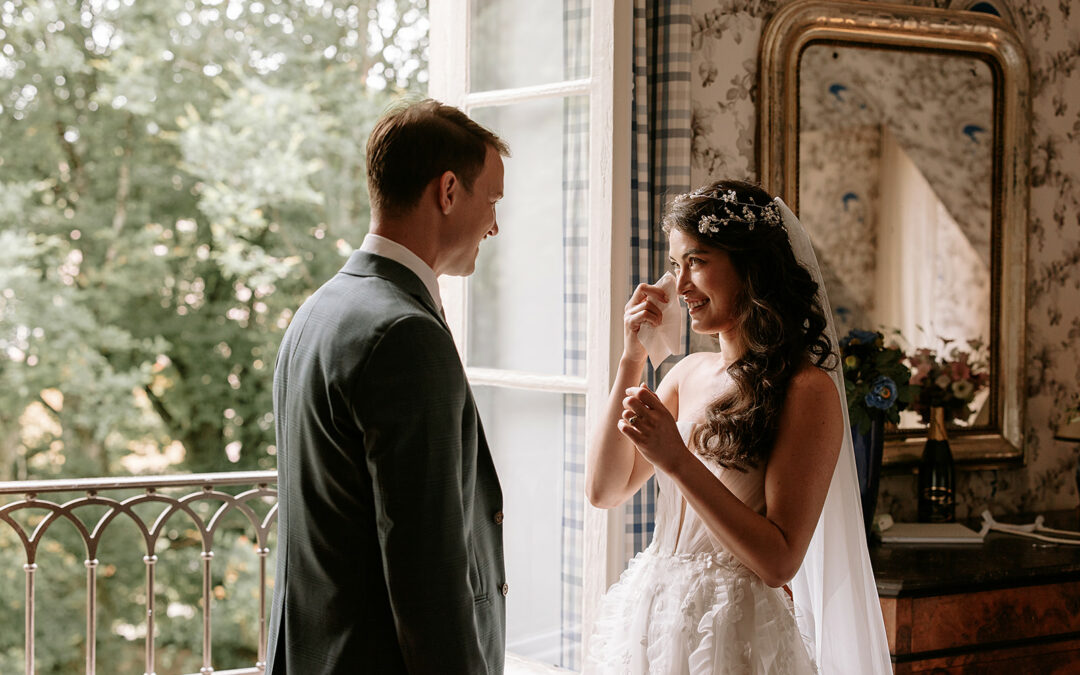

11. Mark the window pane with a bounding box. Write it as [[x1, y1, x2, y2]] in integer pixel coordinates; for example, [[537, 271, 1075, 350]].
[[468, 97, 589, 376], [470, 0, 590, 91], [473, 386, 584, 668]]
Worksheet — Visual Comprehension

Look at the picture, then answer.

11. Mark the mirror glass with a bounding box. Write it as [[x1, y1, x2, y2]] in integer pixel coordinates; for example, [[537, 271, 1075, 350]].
[[798, 45, 994, 431]]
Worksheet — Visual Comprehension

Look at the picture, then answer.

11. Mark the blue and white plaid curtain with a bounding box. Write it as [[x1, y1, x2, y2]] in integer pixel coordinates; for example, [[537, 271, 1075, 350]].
[[560, 0, 589, 669], [625, 0, 693, 560]]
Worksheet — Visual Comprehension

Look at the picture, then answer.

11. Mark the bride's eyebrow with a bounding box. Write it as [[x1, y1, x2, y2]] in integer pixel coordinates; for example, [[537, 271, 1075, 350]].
[[674, 248, 709, 260]]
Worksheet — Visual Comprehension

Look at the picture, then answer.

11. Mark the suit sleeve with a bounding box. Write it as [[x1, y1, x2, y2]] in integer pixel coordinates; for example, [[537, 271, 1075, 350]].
[[354, 315, 490, 674]]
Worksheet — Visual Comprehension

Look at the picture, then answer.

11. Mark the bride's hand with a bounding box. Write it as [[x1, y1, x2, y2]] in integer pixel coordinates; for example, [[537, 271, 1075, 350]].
[[617, 384, 686, 472], [622, 283, 668, 363]]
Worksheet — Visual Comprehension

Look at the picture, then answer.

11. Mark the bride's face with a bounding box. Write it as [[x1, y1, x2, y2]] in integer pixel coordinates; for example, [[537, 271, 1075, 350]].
[[667, 228, 744, 336]]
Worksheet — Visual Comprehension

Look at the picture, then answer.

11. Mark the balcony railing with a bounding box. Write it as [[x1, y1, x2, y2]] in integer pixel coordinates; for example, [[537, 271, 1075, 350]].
[[0, 471, 278, 675]]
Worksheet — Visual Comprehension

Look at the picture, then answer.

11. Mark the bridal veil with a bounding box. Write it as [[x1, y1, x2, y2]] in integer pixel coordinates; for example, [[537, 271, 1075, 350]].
[[776, 197, 893, 674]]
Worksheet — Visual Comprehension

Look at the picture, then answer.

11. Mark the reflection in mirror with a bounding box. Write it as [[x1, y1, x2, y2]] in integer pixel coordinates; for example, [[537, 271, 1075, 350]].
[[758, 0, 1030, 466], [798, 46, 993, 430]]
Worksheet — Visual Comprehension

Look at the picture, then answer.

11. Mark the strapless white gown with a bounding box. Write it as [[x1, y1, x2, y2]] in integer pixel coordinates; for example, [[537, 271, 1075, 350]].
[[586, 421, 818, 674]]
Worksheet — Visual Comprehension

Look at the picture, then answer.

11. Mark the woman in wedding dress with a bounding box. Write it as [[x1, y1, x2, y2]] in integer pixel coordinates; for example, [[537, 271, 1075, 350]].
[[585, 180, 891, 674]]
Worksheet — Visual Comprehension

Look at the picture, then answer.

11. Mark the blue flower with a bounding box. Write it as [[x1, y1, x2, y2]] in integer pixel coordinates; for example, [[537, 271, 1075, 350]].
[[841, 328, 880, 348], [865, 376, 898, 410]]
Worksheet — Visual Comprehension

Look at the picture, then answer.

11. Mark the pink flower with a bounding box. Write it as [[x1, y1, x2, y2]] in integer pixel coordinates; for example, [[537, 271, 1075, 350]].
[[949, 360, 971, 382], [909, 360, 931, 386]]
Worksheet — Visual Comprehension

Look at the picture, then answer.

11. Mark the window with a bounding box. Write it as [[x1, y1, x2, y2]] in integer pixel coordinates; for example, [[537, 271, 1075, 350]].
[[430, 1, 630, 668]]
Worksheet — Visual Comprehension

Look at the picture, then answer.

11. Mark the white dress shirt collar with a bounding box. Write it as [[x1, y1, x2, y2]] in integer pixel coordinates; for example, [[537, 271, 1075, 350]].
[[359, 233, 442, 310]]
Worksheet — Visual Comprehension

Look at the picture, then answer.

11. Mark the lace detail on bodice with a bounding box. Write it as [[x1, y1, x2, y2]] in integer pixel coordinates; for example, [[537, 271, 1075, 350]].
[[651, 420, 767, 556]]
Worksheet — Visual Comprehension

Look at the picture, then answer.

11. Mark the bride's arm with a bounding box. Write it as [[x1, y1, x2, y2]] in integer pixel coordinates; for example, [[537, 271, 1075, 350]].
[[622, 366, 842, 587], [585, 283, 679, 509]]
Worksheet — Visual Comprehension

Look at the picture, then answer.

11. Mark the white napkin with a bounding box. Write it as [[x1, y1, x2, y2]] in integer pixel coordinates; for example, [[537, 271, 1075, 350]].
[[636, 271, 684, 367]]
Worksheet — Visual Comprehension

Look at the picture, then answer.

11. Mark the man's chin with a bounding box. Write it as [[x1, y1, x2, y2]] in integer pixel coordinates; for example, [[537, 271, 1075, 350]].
[[444, 262, 477, 277]]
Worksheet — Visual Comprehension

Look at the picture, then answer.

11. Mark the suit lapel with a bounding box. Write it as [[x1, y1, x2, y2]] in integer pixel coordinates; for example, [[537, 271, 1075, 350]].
[[343, 250, 497, 492], [339, 250, 449, 331]]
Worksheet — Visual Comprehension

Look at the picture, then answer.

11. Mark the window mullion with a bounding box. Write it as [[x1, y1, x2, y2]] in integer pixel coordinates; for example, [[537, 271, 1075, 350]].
[[581, 0, 633, 657], [438, 275, 468, 361], [465, 367, 588, 394], [427, 2, 468, 107], [464, 78, 593, 109], [429, 0, 470, 362]]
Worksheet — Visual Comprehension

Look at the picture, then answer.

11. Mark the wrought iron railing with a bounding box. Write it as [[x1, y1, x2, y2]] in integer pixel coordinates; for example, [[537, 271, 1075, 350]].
[[0, 471, 278, 675]]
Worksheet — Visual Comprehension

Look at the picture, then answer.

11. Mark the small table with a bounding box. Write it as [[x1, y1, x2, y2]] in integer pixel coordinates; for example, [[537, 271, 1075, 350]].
[[870, 510, 1080, 673]]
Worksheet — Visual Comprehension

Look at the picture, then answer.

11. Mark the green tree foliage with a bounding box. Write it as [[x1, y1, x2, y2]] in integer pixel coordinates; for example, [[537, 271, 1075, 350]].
[[0, 0, 427, 477], [0, 0, 427, 671]]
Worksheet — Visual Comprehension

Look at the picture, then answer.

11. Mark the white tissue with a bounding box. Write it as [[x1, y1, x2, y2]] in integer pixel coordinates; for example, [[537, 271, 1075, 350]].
[[636, 271, 685, 367]]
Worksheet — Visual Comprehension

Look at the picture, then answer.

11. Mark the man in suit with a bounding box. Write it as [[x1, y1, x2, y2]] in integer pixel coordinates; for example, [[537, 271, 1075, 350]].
[[266, 99, 509, 674]]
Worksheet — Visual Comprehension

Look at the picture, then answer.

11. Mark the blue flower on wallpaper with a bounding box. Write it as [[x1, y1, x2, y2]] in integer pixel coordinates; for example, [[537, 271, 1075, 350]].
[[842, 192, 859, 211], [963, 124, 987, 143]]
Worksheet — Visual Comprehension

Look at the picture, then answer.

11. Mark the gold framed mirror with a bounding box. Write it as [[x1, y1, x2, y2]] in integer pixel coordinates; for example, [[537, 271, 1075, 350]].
[[758, 0, 1031, 468]]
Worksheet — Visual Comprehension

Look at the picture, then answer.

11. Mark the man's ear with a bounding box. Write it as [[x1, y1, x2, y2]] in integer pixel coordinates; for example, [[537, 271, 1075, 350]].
[[437, 170, 458, 216]]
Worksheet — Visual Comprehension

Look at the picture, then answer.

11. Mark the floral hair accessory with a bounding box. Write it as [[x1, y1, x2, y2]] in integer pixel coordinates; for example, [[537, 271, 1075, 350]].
[[683, 189, 785, 232], [698, 213, 722, 234]]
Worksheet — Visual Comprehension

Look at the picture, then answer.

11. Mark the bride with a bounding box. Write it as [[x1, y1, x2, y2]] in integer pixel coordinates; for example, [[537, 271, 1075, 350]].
[[585, 180, 891, 674]]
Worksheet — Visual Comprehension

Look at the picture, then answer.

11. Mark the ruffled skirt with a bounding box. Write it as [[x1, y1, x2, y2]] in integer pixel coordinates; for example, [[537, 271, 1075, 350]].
[[586, 544, 817, 674]]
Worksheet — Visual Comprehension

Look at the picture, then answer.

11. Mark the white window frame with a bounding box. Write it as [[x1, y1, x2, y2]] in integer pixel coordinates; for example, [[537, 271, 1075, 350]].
[[428, 0, 633, 657]]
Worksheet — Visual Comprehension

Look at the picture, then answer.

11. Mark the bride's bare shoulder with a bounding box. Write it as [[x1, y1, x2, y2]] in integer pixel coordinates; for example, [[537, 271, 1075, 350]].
[[664, 350, 723, 382], [786, 359, 841, 414]]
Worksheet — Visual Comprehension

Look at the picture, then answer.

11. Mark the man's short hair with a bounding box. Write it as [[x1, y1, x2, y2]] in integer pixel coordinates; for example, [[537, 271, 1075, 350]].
[[366, 99, 510, 217]]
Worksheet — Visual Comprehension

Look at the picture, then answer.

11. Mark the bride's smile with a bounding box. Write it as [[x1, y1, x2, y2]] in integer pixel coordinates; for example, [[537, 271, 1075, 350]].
[[667, 228, 744, 337]]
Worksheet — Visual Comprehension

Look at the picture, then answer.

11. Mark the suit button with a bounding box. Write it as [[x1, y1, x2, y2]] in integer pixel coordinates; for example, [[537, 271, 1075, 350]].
[[494, 511, 504, 525], [501, 583, 509, 597]]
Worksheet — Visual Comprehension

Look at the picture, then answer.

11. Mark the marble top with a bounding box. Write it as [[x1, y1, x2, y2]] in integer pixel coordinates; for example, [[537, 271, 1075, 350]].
[[870, 510, 1080, 597]]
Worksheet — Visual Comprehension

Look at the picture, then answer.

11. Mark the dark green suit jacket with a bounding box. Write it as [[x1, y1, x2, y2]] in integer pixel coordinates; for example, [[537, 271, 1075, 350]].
[[266, 250, 506, 674]]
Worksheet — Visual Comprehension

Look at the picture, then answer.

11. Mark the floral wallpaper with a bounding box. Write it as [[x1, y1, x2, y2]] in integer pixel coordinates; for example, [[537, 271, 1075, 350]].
[[800, 45, 994, 265], [798, 113, 991, 359], [689, 0, 1080, 519], [799, 124, 880, 328]]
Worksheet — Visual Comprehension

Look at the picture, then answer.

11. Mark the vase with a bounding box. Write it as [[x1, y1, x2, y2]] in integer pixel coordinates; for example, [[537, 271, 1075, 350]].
[[851, 410, 885, 539], [917, 406, 956, 522]]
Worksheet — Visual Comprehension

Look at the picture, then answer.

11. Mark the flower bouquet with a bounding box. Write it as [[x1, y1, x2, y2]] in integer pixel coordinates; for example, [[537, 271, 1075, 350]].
[[906, 339, 989, 425], [840, 329, 916, 433]]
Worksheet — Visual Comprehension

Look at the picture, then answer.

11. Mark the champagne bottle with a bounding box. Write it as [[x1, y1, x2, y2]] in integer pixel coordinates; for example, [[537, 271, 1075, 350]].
[[918, 407, 956, 522]]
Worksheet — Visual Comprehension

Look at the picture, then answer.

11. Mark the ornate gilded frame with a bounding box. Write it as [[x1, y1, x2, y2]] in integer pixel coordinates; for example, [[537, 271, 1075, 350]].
[[758, 0, 1031, 468]]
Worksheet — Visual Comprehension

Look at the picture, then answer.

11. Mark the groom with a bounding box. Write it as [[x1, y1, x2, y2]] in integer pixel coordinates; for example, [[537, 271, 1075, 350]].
[[266, 99, 509, 674]]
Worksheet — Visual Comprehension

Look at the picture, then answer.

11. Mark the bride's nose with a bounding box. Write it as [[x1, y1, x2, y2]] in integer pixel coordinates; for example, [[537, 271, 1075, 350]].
[[675, 266, 692, 293]]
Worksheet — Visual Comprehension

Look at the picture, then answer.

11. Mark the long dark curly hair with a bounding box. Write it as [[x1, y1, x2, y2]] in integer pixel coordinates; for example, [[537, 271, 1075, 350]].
[[662, 179, 835, 470]]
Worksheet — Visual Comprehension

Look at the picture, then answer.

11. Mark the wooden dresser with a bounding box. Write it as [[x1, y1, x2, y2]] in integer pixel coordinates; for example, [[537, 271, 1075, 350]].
[[869, 511, 1080, 674]]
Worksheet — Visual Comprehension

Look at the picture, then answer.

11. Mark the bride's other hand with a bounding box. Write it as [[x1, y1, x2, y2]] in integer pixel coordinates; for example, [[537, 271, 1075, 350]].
[[622, 283, 668, 363], [618, 385, 685, 472]]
